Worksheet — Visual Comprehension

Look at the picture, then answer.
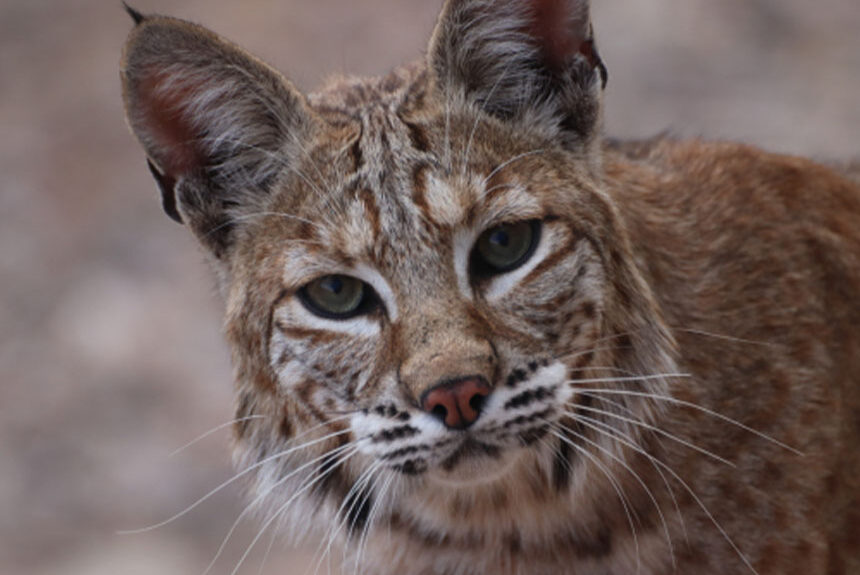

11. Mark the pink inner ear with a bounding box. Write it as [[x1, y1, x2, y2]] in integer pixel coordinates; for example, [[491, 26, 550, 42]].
[[137, 68, 204, 179], [527, 0, 588, 71]]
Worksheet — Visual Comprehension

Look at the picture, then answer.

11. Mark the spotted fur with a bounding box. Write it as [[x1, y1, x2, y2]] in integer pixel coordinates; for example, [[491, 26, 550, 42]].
[[121, 1, 860, 574]]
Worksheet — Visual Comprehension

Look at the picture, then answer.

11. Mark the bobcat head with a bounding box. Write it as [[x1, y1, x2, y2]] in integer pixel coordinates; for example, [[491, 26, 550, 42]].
[[120, 1, 860, 574]]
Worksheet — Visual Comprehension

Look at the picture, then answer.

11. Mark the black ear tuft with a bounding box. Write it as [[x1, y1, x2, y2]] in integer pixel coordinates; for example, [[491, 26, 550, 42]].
[[123, 2, 145, 26]]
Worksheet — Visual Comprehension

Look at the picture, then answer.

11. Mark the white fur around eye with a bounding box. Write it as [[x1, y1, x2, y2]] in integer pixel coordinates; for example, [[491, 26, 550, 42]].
[[352, 264, 399, 322], [483, 223, 556, 301], [284, 298, 381, 338], [454, 228, 480, 300]]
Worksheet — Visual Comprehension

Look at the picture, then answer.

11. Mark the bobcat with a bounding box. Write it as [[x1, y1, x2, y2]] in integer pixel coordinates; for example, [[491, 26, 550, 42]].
[[120, 1, 860, 573]]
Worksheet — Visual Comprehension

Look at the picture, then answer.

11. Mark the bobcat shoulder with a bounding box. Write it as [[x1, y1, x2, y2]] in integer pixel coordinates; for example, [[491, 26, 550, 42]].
[[121, 1, 860, 574]]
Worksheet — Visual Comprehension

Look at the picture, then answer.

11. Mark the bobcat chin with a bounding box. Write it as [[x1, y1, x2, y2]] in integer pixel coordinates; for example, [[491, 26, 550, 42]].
[[120, 1, 860, 574]]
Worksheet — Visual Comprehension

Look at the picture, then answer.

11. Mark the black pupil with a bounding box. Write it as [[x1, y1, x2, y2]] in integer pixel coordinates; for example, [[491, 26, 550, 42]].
[[323, 276, 344, 295], [490, 230, 510, 248]]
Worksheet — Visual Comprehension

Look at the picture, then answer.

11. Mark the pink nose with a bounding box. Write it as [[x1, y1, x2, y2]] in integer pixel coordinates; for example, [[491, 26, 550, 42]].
[[421, 377, 492, 430]]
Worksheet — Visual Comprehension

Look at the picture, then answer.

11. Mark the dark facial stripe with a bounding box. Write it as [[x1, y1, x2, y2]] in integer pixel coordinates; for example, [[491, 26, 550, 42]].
[[403, 120, 431, 153], [379, 443, 431, 461], [392, 459, 428, 475], [552, 430, 574, 492], [372, 403, 411, 421], [521, 236, 583, 288], [343, 480, 375, 538], [580, 301, 597, 320], [371, 425, 419, 443], [315, 449, 349, 499], [279, 413, 293, 439], [356, 186, 381, 238], [349, 133, 364, 172], [505, 367, 529, 388], [500, 407, 555, 432], [275, 321, 341, 346], [536, 287, 583, 312], [503, 385, 556, 410]]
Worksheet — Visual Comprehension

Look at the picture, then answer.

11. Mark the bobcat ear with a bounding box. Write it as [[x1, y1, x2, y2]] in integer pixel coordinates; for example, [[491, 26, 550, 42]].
[[429, 0, 607, 150], [120, 15, 317, 257]]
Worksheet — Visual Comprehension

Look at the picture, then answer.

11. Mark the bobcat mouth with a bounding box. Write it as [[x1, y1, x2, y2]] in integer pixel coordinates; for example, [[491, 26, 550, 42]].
[[440, 438, 502, 471], [427, 436, 525, 486]]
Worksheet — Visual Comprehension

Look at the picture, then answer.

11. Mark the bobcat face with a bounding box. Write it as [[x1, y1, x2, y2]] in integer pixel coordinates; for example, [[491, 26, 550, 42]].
[[264, 118, 609, 484], [235, 98, 646, 501]]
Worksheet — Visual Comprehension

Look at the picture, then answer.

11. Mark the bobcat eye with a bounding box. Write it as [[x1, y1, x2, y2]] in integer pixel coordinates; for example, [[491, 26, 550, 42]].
[[472, 220, 541, 276], [299, 275, 374, 319]]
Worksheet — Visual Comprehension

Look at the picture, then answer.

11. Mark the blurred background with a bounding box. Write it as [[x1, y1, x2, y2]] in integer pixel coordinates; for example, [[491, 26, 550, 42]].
[[1, 0, 857, 573]]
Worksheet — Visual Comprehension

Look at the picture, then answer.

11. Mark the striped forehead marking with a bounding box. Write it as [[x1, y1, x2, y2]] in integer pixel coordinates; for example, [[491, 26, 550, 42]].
[[344, 106, 442, 232]]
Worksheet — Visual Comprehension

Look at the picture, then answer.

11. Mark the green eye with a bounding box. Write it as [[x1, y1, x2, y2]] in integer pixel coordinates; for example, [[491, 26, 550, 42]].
[[300, 275, 371, 319], [473, 220, 541, 275]]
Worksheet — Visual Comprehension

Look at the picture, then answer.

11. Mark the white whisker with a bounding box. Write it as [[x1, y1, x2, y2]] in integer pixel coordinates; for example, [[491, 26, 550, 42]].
[[672, 327, 779, 348], [169, 415, 267, 458], [568, 388, 803, 455], [568, 365, 637, 375], [118, 424, 352, 535], [351, 468, 391, 575], [565, 373, 690, 386], [586, 392, 640, 418], [569, 402, 735, 467], [255, 527, 279, 575], [556, 343, 636, 363]]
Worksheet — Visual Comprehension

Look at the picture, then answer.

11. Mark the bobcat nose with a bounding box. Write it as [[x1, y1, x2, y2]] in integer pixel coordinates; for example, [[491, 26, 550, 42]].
[[421, 377, 492, 430]]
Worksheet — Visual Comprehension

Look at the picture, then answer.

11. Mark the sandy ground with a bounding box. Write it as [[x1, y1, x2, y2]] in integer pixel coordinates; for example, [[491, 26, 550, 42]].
[[1, 1, 857, 574]]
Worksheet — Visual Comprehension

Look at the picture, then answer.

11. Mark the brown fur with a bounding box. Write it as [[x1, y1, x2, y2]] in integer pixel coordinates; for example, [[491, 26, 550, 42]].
[[121, 1, 860, 574]]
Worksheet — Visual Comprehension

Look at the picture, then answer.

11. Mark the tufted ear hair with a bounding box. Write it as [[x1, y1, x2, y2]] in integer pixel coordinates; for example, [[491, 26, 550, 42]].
[[120, 11, 317, 258], [428, 0, 607, 151]]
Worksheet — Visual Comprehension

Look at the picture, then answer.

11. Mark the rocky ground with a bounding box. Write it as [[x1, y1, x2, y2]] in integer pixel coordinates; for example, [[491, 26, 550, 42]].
[[1, 0, 857, 573]]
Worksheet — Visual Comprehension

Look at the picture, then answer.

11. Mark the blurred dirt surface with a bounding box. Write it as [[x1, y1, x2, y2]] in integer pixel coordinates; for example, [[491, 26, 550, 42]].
[[1, 0, 857, 574]]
